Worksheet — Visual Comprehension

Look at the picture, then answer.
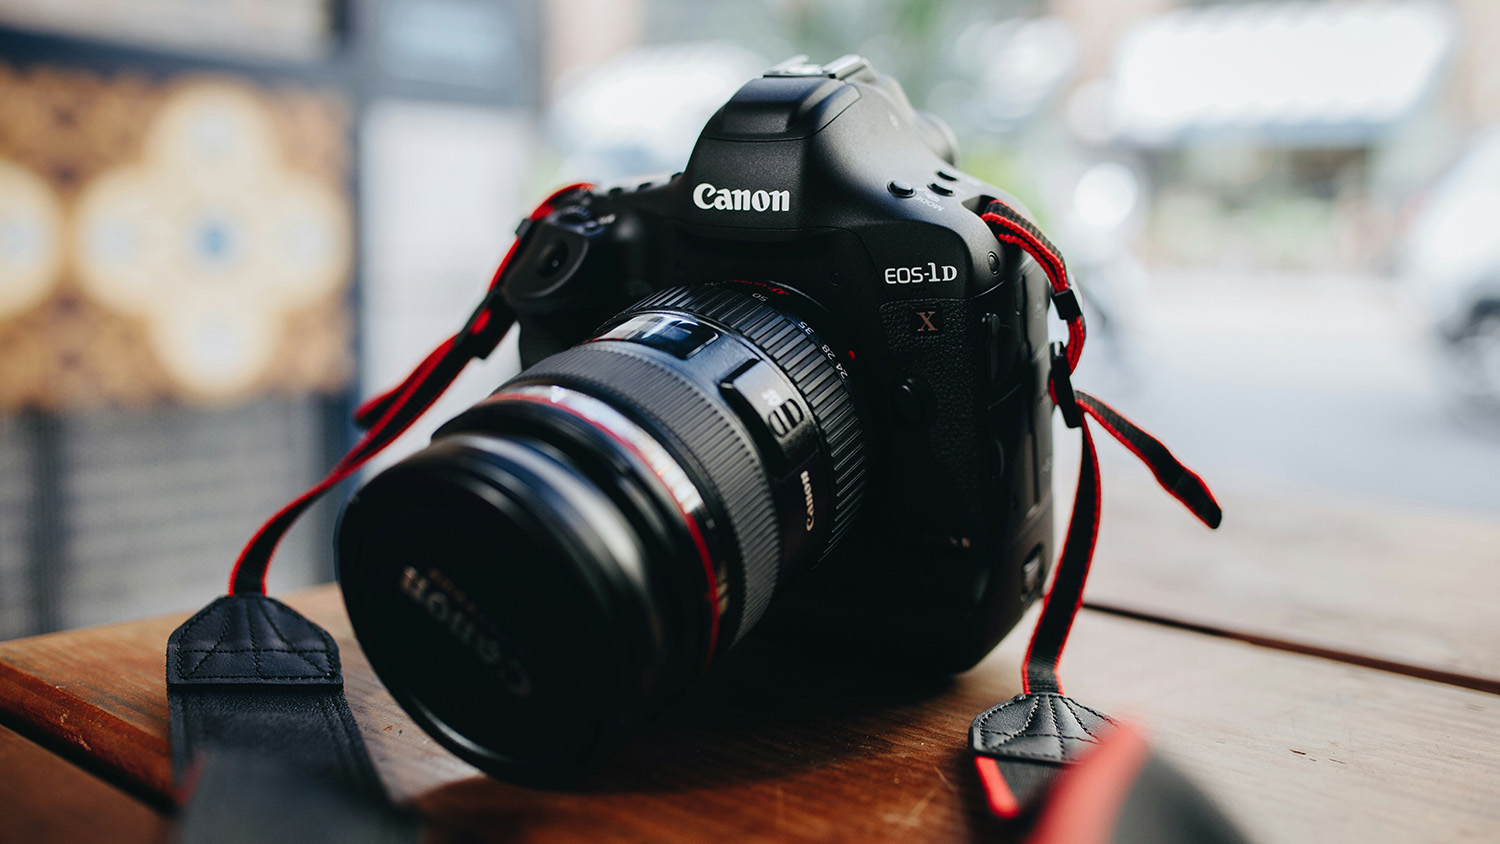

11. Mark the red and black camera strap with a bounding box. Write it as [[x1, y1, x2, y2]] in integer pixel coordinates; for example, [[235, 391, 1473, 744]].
[[165, 186, 1221, 840], [1016, 721, 1251, 844], [164, 185, 591, 842], [224, 183, 593, 597], [969, 199, 1222, 821], [167, 593, 419, 842]]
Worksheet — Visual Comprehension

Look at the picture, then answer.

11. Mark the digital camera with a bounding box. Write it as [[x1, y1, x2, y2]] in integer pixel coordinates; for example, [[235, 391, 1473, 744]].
[[336, 55, 1057, 784]]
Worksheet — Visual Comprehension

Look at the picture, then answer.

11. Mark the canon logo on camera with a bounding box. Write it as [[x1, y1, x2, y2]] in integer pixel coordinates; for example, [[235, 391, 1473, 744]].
[[693, 182, 791, 212]]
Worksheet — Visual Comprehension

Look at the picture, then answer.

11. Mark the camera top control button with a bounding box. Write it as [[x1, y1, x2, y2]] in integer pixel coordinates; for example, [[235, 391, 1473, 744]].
[[822, 54, 871, 79], [888, 180, 915, 198], [936, 169, 959, 182], [928, 181, 955, 197], [764, 57, 826, 77], [763, 54, 871, 80]]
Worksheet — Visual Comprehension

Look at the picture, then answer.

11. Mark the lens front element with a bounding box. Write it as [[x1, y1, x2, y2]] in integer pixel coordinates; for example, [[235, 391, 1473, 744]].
[[337, 285, 864, 782]]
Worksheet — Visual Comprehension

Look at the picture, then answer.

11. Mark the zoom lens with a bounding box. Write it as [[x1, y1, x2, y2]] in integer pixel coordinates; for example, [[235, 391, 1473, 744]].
[[337, 285, 864, 783]]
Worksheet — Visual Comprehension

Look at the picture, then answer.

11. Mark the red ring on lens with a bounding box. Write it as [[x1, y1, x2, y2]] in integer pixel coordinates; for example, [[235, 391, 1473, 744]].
[[494, 390, 724, 669]]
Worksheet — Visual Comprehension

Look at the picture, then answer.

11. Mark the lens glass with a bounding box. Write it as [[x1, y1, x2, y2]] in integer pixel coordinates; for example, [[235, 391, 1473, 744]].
[[342, 453, 634, 769], [339, 285, 864, 781]]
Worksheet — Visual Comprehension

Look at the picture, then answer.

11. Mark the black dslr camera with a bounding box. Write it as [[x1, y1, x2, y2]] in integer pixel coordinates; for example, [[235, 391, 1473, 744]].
[[336, 56, 1056, 784]]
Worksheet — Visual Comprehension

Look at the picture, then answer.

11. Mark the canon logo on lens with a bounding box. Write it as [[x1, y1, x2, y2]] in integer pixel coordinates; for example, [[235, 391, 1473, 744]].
[[399, 566, 533, 698]]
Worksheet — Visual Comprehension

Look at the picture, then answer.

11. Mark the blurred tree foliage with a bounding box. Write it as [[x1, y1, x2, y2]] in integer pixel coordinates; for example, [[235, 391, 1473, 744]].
[[644, 0, 1036, 108], [641, 0, 1048, 213]]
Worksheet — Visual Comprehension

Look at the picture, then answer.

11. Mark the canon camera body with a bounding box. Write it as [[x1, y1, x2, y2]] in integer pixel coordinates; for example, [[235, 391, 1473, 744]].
[[336, 56, 1057, 784]]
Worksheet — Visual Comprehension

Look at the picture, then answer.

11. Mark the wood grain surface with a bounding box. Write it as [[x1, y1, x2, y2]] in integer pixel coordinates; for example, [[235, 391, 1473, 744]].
[[0, 607, 175, 797], [2, 586, 1497, 843], [1055, 437, 1500, 689], [0, 724, 165, 844]]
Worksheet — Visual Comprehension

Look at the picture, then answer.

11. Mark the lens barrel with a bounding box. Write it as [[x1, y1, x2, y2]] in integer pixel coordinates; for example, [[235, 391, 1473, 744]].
[[337, 285, 863, 783]]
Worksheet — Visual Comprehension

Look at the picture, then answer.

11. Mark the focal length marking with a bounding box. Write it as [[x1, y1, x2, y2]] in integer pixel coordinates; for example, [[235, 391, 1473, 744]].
[[693, 182, 791, 212]]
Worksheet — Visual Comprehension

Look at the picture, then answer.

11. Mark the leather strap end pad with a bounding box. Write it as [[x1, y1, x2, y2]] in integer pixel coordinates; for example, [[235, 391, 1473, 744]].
[[168, 594, 340, 687], [970, 692, 1115, 814], [166, 595, 381, 797]]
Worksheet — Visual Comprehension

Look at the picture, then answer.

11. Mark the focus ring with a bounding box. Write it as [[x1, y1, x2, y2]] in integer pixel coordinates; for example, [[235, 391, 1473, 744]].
[[502, 343, 781, 641], [624, 286, 866, 554]]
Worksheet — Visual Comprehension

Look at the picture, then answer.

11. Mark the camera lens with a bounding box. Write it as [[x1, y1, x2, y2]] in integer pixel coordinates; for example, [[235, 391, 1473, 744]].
[[337, 285, 864, 783]]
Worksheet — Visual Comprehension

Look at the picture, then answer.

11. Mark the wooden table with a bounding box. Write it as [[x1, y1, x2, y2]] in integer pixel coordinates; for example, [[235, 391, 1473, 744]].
[[3, 466, 1499, 843]]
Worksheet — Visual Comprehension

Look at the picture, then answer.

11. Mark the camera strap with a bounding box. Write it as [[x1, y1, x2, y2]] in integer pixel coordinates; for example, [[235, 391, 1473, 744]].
[[163, 184, 593, 840], [223, 181, 594, 597], [164, 183, 1218, 837], [968, 200, 1222, 821]]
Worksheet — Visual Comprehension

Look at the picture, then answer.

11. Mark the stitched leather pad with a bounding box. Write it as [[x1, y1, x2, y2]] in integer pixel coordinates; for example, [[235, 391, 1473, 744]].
[[167, 594, 340, 686], [970, 691, 1116, 814], [971, 691, 1113, 763], [166, 595, 381, 797]]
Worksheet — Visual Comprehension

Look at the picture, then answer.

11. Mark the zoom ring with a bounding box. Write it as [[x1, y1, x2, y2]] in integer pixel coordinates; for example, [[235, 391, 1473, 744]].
[[502, 343, 781, 645], [624, 286, 866, 555]]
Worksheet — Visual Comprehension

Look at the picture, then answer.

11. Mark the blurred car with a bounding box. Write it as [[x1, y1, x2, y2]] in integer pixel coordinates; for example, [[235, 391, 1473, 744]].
[[1401, 126, 1500, 409]]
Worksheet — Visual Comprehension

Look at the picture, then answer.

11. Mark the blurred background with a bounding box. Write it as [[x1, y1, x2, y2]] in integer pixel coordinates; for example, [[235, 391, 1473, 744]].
[[0, 0, 1497, 639]]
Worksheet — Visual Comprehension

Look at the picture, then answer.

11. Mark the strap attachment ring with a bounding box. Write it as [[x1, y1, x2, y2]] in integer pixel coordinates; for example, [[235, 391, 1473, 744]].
[[1051, 286, 1082, 322]]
